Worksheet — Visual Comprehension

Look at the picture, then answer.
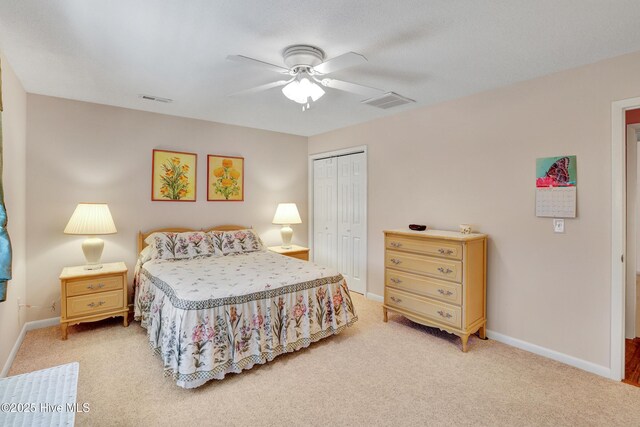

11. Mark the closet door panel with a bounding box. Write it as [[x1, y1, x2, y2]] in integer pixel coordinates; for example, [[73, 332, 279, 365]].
[[337, 153, 366, 294], [313, 158, 337, 270]]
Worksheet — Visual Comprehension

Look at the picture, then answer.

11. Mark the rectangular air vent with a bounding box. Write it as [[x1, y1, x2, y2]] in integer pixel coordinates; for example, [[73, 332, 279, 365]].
[[361, 92, 415, 109], [138, 94, 173, 103]]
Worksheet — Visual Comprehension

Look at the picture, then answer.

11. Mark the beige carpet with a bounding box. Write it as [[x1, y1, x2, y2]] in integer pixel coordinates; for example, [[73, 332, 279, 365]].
[[9, 294, 640, 426]]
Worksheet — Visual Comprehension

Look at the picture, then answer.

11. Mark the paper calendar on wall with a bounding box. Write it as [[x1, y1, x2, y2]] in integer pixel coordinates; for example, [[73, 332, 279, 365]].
[[535, 155, 577, 218]]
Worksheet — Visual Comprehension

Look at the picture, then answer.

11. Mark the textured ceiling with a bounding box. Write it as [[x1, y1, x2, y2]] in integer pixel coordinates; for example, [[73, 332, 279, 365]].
[[1, 1, 640, 136]]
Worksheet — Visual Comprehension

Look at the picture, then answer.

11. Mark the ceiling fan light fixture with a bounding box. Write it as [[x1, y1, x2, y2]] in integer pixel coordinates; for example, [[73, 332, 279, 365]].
[[282, 77, 325, 105]]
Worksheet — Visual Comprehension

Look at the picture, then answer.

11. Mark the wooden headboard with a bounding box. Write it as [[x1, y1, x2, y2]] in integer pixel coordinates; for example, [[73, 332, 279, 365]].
[[137, 225, 250, 253]]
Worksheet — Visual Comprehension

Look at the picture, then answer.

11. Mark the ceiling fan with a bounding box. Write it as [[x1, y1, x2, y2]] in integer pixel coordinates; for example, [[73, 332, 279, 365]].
[[227, 44, 412, 111]]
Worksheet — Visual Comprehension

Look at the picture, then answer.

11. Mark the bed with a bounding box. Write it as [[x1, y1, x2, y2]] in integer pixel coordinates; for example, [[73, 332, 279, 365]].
[[133, 225, 358, 388]]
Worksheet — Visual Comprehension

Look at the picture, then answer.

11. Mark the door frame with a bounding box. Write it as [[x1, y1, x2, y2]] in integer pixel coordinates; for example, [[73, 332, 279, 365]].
[[308, 145, 368, 295], [611, 96, 640, 381]]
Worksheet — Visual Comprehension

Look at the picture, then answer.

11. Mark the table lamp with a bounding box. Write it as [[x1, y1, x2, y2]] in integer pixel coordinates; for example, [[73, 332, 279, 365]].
[[272, 203, 302, 249], [64, 203, 117, 270]]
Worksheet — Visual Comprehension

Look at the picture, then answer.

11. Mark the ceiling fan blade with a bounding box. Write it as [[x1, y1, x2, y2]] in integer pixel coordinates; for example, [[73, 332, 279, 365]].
[[227, 55, 290, 74], [313, 52, 367, 74], [320, 78, 385, 98], [228, 79, 293, 96]]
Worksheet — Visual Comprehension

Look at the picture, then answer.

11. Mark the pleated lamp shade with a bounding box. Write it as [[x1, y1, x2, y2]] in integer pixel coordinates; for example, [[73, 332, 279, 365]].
[[64, 203, 117, 235], [272, 203, 302, 225]]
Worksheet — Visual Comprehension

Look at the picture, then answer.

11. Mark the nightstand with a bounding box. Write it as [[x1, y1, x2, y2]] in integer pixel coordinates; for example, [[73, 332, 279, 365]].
[[268, 245, 310, 261], [59, 262, 129, 340]]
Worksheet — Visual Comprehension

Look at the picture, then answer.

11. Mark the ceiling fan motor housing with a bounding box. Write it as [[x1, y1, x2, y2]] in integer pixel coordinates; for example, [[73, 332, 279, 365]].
[[283, 45, 325, 70]]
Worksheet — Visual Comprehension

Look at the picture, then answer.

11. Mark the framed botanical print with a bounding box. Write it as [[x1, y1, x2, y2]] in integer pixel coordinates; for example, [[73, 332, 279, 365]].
[[207, 155, 244, 201], [151, 149, 197, 201]]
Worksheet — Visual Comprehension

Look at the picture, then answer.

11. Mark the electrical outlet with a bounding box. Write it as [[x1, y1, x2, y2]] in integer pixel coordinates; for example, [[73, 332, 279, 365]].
[[50, 301, 56, 312], [553, 219, 565, 233]]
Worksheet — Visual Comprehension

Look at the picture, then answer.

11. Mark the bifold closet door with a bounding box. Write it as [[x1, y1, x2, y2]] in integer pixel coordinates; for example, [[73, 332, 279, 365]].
[[313, 158, 338, 270], [337, 153, 366, 294]]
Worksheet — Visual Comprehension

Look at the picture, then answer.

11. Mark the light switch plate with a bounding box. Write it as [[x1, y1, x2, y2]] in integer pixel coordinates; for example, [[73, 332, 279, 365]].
[[553, 219, 565, 233]]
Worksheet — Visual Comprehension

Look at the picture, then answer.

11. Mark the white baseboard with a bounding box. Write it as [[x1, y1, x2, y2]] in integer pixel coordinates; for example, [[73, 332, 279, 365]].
[[487, 329, 611, 378], [25, 317, 60, 332], [1, 316, 60, 378], [366, 292, 383, 302]]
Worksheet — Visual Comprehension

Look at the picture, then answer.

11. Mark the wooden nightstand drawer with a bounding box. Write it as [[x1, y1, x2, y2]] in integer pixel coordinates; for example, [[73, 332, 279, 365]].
[[268, 245, 309, 261], [66, 290, 124, 318], [287, 252, 309, 261], [66, 275, 123, 297], [385, 288, 462, 329]]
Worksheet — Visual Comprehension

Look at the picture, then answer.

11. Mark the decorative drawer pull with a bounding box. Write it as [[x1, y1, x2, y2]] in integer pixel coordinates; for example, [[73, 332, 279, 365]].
[[438, 289, 453, 296], [389, 296, 402, 303], [437, 310, 453, 319], [390, 277, 402, 284], [437, 267, 453, 275], [438, 248, 454, 255], [390, 258, 402, 265], [390, 242, 403, 248], [87, 301, 106, 308], [87, 283, 105, 290]]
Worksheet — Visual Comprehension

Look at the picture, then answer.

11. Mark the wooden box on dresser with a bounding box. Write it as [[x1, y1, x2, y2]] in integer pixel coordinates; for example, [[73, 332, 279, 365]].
[[59, 262, 129, 340], [383, 229, 487, 352]]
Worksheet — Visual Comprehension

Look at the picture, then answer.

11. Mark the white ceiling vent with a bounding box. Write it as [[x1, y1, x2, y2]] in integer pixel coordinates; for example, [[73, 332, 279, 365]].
[[138, 94, 173, 103], [361, 92, 415, 109]]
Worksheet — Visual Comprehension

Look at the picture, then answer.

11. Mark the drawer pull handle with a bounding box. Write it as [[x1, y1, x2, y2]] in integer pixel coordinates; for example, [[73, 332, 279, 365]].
[[87, 283, 105, 290], [438, 289, 453, 296], [438, 248, 454, 255], [390, 258, 402, 265], [437, 267, 453, 275], [389, 296, 402, 303], [437, 310, 453, 319], [390, 242, 403, 248], [87, 301, 106, 308], [390, 277, 402, 284]]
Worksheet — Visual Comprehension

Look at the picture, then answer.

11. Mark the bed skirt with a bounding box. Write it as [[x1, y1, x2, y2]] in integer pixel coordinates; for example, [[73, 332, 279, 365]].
[[135, 269, 358, 388]]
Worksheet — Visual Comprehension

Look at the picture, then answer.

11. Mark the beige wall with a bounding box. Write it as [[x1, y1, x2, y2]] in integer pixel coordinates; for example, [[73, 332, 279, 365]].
[[25, 96, 308, 321], [0, 55, 27, 374], [309, 51, 640, 368]]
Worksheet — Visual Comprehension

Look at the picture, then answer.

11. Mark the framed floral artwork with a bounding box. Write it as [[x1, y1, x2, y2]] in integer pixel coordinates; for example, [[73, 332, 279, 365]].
[[151, 149, 197, 201], [207, 155, 244, 201]]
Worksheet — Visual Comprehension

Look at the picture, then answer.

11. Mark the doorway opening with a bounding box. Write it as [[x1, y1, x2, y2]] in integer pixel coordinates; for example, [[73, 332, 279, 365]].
[[612, 97, 640, 382], [624, 112, 640, 386]]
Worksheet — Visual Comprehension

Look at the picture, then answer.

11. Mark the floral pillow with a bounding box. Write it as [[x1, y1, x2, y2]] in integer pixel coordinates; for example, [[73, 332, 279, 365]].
[[208, 229, 264, 255], [207, 231, 226, 256], [145, 231, 214, 260]]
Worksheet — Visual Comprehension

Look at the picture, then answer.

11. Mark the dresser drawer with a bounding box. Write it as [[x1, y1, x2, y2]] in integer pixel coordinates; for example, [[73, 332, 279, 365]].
[[66, 275, 124, 297], [385, 269, 462, 305], [386, 250, 462, 283], [66, 290, 124, 318], [386, 235, 462, 260], [385, 288, 462, 328]]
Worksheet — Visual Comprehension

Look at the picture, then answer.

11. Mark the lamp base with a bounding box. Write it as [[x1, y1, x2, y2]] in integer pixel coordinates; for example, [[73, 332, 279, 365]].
[[82, 237, 104, 270], [280, 225, 293, 249]]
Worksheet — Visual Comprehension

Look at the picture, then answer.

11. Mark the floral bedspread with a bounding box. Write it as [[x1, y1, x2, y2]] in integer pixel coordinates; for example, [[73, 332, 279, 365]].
[[134, 250, 358, 388]]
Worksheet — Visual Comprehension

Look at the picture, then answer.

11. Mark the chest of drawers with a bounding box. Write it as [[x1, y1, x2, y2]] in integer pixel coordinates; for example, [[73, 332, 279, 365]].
[[383, 229, 487, 352]]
